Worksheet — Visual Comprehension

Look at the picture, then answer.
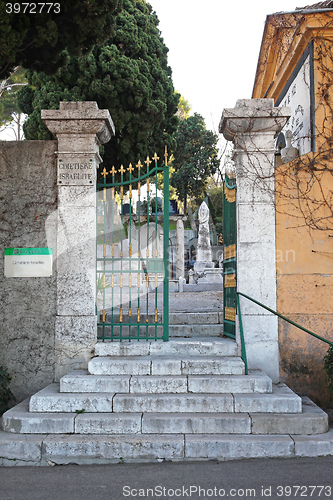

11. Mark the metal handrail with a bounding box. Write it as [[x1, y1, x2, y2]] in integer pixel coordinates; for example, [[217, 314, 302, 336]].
[[237, 291, 333, 348], [235, 293, 248, 374]]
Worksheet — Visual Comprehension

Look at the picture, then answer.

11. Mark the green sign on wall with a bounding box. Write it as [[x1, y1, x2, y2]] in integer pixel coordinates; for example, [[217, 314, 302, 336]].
[[4, 248, 53, 277]]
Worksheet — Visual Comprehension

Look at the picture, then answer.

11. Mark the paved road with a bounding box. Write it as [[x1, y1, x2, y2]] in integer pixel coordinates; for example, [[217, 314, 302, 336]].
[[0, 457, 332, 500]]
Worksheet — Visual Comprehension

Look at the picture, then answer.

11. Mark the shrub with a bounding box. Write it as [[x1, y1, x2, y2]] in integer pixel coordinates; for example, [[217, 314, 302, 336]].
[[324, 346, 333, 401], [0, 366, 15, 415]]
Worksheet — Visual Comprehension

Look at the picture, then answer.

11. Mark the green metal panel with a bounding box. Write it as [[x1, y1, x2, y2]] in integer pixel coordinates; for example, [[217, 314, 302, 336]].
[[223, 175, 237, 339], [96, 151, 169, 342]]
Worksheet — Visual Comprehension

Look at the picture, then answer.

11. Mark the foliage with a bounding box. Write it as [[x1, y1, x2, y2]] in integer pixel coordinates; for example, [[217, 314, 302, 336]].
[[0, 67, 27, 139], [324, 346, 333, 401], [0, 365, 15, 415], [18, 0, 179, 174], [171, 113, 220, 214], [176, 94, 192, 120], [208, 186, 223, 235], [0, 0, 122, 79], [96, 274, 112, 298], [150, 197, 163, 213]]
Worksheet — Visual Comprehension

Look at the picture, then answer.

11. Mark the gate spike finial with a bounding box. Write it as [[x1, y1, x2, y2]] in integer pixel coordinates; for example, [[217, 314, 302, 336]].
[[118, 164, 126, 176], [136, 160, 143, 171], [127, 163, 134, 174], [110, 166, 117, 177], [145, 156, 152, 166], [164, 146, 168, 166], [101, 167, 108, 178], [152, 153, 159, 162]]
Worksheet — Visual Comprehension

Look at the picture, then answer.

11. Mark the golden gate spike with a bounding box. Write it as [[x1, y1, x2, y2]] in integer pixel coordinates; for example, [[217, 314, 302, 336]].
[[101, 167, 108, 178], [145, 156, 152, 167], [164, 146, 168, 166]]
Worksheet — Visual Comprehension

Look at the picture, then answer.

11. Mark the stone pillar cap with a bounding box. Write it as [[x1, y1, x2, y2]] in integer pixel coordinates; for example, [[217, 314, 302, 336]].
[[41, 101, 115, 145], [219, 98, 291, 141]]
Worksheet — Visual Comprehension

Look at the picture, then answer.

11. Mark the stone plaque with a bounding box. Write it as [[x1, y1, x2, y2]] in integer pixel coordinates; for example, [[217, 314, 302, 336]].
[[4, 248, 53, 277], [278, 53, 313, 156], [57, 158, 95, 185]]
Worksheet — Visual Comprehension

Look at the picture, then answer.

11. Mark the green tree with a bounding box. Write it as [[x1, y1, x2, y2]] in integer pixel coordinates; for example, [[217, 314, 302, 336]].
[[18, 0, 179, 174], [176, 94, 192, 120], [171, 113, 220, 214], [0, 0, 122, 79], [0, 67, 27, 139]]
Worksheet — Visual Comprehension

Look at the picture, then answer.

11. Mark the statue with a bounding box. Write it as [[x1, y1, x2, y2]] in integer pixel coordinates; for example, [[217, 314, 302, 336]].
[[194, 201, 214, 274]]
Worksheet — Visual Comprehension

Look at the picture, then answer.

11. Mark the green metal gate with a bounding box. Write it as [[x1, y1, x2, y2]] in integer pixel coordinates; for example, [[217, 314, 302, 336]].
[[223, 173, 237, 339], [96, 149, 169, 342]]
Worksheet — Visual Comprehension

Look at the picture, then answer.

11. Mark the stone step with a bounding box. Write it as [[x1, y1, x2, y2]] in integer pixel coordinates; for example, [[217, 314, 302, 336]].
[[112, 385, 301, 414], [97, 324, 223, 338], [169, 324, 223, 337], [60, 370, 272, 394], [28, 383, 301, 414], [88, 355, 245, 376], [2, 429, 333, 465], [94, 338, 239, 357], [103, 312, 223, 325], [2, 397, 328, 436]]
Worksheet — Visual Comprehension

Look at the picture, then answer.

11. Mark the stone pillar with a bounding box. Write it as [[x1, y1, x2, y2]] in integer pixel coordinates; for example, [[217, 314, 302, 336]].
[[42, 101, 115, 379], [176, 217, 185, 280], [219, 99, 290, 382]]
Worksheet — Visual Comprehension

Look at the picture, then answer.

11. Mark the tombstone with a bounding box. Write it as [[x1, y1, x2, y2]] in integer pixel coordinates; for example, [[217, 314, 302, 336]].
[[193, 201, 223, 287], [193, 201, 214, 274], [128, 220, 138, 241], [122, 203, 131, 215], [151, 197, 163, 214], [169, 199, 178, 215]]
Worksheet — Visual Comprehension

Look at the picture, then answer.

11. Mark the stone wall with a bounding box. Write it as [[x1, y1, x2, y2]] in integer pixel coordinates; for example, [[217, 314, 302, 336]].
[[0, 141, 58, 401], [0, 102, 114, 403]]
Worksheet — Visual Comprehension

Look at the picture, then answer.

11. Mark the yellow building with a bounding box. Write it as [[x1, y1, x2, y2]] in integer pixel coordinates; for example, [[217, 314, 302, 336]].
[[253, 1, 333, 406]]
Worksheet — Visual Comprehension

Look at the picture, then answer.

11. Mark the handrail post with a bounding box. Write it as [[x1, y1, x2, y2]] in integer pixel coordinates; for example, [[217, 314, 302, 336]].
[[236, 293, 248, 374]]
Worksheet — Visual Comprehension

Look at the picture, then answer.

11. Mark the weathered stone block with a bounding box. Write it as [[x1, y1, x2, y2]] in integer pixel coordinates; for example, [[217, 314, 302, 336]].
[[113, 394, 234, 413], [42, 434, 184, 463], [2, 400, 75, 434], [75, 413, 142, 434], [55, 316, 96, 380], [188, 371, 271, 394], [29, 384, 114, 413], [251, 397, 329, 435], [0, 430, 44, 461], [181, 357, 244, 375], [150, 338, 237, 357], [293, 429, 333, 457], [130, 375, 187, 393], [60, 370, 130, 393], [234, 384, 302, 413], [151, 358, 182, 376], [185, 434, 294, 459], [88, 356, 151, 375], [142, 413, 251, 434], [95, 342, 150, 357]]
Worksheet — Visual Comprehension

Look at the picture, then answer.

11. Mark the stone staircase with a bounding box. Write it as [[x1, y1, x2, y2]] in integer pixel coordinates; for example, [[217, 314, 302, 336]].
[[1, 337, 332, 466]]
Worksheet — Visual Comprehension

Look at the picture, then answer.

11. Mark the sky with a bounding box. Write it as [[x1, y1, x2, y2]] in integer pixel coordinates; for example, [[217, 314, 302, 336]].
[[1, 0, 302, 140], [148, 0, 303, 134]]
